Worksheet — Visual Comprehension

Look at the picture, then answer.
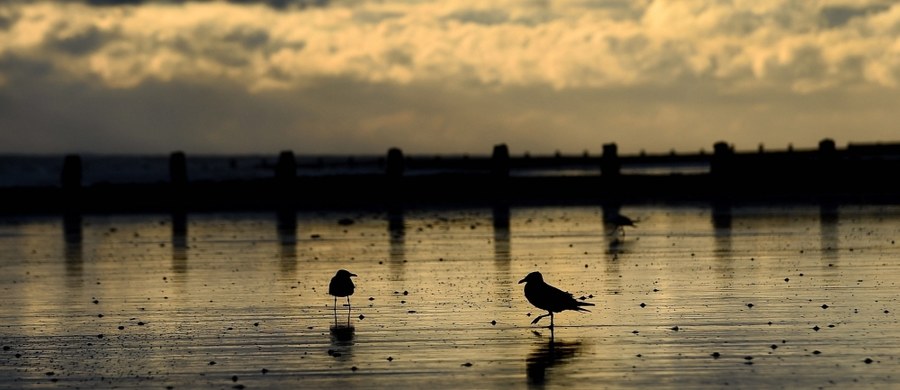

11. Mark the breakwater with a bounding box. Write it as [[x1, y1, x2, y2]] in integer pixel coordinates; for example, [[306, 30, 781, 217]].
[[2, 139, 900, 214]]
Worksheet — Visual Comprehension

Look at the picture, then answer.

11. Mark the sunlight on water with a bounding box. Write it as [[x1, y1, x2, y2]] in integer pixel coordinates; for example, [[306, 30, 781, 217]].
[[1, 204, 899, 389]]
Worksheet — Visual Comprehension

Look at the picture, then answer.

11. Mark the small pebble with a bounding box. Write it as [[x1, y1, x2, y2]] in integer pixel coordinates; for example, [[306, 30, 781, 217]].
[[864, 358, 874, 364], [359, 314, 365, 320], [261, 368, 269, 374], [711, 352, 720, 358], [232, 375, 238, 382], [461, 362, 472, 367], [491, 320, 496, 326]]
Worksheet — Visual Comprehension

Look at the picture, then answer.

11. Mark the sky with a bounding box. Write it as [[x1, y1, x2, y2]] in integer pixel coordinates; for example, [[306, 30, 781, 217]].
[[0, 0, 898, 156]]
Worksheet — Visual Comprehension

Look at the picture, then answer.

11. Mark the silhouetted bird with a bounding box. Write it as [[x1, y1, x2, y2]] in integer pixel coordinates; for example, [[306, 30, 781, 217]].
[[604, 213, 636, 237], [519, 271, 594, 328], [329, 269, 357, 309]]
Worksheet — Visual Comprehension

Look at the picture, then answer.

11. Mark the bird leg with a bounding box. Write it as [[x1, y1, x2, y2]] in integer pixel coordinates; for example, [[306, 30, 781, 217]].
[[346, 297, 352, 325], [549, 312, 555, 329], [333, 296, 338, 323], [531, 312, 552, 325]]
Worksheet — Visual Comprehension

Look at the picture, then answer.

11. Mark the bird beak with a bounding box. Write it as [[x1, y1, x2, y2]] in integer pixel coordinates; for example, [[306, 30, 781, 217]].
[[518, 278, 526, 284], [350, 273, 357, 277]]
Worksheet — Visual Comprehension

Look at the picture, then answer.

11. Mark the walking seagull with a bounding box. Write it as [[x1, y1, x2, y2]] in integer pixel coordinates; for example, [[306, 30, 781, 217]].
[[329, 269, 356, 323], [519, 271, 594, 329], [604, 213, 636, 237]]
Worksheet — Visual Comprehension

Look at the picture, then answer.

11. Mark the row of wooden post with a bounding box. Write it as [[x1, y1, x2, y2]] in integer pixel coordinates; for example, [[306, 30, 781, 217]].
[[59, 139, 840, 188]]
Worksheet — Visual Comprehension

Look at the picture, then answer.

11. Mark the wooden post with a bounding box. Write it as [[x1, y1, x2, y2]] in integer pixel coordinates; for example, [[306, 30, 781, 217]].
[[818, 138, 838, 189], [276, 150, 296, 184], [386, 148, 404, 178], [711, 141, 733, 177], [61, 154, 82, 190], [169, 151, 188, 188], [601, 143, 620, 177], [491, 144, 510, 178], [819, 138, 836, 154]]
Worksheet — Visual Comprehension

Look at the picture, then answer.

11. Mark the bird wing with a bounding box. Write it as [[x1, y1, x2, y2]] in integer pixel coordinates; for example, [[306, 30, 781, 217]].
[[528, 282, 593, 313]]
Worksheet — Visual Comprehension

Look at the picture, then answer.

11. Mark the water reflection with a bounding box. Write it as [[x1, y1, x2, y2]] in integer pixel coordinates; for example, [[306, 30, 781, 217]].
[[601, 203, 629, 260], [329, 325, 355, 361], [711, 200, 733, 260], [493, 203, 512, 302], [820, 202, 839, 265], [388, 207, 405, 280], [63, 212, 83, 287], [277, 208, 297, 275], [526, 339, 582, 387], [171, 210, 188, 274]]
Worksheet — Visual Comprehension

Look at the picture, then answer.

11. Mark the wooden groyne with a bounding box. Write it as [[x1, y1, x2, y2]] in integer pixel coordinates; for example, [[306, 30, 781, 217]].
[[2, 139, 900, 214]]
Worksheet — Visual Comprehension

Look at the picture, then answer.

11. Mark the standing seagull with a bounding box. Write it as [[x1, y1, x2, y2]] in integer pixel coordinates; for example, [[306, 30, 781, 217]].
[[519, 271, 594, 329], [329, 269, 357, 322]]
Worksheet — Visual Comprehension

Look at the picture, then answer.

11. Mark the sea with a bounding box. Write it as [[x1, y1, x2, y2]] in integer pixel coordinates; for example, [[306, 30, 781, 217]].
[[0, 154, 709, 188]]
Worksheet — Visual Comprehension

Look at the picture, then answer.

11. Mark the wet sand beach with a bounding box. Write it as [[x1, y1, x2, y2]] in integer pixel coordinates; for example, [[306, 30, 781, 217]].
[[1, 204, 898, 389]]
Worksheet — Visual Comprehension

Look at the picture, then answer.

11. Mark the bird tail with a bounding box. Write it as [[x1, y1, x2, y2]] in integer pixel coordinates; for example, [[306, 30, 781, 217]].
[[574, 301, 595, 312]]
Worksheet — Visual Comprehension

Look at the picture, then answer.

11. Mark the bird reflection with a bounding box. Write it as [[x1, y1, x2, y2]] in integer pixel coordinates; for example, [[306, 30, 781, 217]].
[[526, 339, 582, 386], [330, 325, 355, 344], [605, 233, 632, 261], [329, 325, 355, 361]]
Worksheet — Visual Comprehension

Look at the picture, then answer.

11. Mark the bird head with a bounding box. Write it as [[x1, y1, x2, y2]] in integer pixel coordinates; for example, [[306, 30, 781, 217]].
[[518, 271, 543, 284], [336, 269, 357, 278]]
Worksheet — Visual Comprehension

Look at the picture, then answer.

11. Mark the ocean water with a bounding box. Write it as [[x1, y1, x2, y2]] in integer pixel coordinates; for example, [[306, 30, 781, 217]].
[[0, 154, 708, 188], [0, 204, 898, 389], [0, 155, 384, 188]]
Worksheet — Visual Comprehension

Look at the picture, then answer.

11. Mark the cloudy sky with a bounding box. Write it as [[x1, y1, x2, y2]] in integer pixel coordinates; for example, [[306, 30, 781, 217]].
[[1, 0, 898, 155]]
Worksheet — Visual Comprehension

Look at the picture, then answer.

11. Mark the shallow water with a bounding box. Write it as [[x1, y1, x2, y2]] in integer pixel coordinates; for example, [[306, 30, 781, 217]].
[[1, 204, 899, 389]]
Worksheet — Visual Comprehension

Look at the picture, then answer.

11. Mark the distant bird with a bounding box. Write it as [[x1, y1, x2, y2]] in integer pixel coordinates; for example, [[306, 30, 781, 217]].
[[519, 271, 594, 329], [604, 213, 636, 237], [329, 269, 357, 310]]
